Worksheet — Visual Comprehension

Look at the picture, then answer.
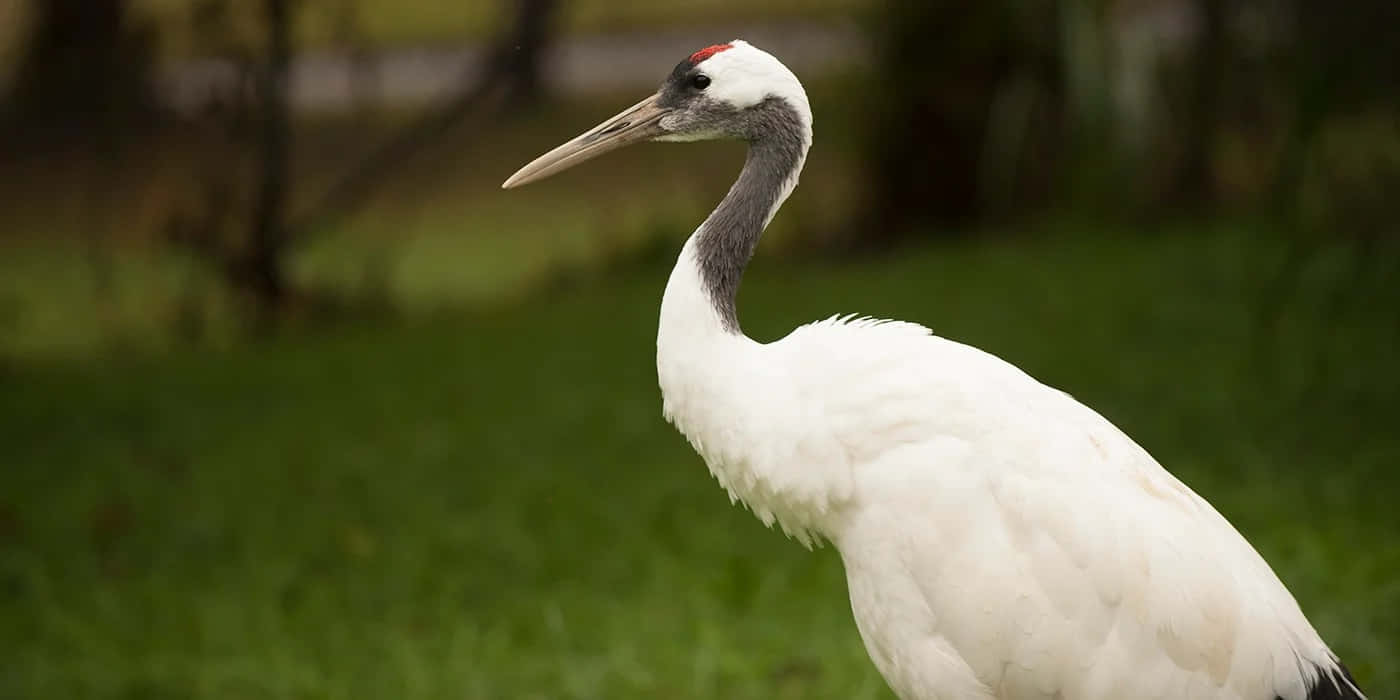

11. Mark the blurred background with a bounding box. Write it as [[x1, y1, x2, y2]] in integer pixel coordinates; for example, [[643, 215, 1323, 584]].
[[1, 0, 1396, 697]]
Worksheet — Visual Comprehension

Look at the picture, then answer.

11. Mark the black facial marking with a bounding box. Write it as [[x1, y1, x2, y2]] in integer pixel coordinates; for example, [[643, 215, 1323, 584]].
[[668, 59, 695, 85], [690, 97, 808, 332], [659, 60, 717, 109]]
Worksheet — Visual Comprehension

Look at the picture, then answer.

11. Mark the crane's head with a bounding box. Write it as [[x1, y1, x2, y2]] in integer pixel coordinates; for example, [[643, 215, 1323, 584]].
[[502, 40, 811, 188]]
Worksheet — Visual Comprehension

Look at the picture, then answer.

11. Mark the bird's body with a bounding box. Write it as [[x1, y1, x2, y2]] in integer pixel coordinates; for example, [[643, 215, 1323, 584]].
[[665, 297, 1348, 699], [504, 40, 1366, 700]]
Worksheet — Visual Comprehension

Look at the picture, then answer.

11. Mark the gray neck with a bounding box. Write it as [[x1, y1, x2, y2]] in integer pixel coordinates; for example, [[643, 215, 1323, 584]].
[[694, 97, 809, 332]]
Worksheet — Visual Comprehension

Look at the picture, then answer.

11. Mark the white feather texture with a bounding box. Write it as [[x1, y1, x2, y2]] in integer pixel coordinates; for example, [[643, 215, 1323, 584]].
[[661, 290, 1348, 698], [696, 40, 811, 115], [649, 41, 1362, 700]]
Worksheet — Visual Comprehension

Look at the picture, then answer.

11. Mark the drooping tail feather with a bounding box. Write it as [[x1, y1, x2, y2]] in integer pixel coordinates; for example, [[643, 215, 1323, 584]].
[[1301, 660, 1366, 700]]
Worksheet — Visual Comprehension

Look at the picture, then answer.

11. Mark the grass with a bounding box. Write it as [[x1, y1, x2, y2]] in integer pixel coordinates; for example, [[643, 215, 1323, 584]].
[[1, 225, 1398, 698]]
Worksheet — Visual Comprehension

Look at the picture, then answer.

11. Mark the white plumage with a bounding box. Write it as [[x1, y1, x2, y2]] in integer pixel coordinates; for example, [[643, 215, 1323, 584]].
[[505, 40, 1365, 700]]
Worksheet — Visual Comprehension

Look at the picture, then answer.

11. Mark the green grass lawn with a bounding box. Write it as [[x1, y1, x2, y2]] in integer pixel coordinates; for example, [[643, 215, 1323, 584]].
[[2, 227, 1398, 698]]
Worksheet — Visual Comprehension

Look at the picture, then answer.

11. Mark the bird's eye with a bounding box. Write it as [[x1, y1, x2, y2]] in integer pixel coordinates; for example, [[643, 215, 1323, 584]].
[[691, 74, 711, 90]]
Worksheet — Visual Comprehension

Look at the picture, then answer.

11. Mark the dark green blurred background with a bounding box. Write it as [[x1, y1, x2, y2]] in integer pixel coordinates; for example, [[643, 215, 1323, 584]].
[[1, 1, 1396, 697]]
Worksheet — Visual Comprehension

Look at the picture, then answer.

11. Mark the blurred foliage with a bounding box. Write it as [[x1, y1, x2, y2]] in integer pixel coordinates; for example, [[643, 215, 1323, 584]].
[[0, 81, 867, 360], [0, 0, 1394, 338], [854, 0, 1399, 244], [1298, 112, 1400, 243], [858, 0, 1062, 240]]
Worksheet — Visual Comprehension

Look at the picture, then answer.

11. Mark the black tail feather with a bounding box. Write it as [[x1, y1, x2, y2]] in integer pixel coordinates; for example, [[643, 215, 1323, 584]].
[[1302, 660, 1366, 700]]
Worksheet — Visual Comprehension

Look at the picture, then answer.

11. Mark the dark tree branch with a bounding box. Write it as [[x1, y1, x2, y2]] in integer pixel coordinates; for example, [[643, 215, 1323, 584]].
[[5, 0, 157, 148], [286, 0, 558, 243], [286, 71, 504, 242], [1169, 0, 1226, 208], [495, 0, 558, 109], [241, 0, 293, 317]]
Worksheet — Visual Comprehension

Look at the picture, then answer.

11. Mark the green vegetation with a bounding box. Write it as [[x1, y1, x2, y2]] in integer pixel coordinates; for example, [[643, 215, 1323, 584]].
[[0, 87, 866, 361], [3, 226, 1397, 698]]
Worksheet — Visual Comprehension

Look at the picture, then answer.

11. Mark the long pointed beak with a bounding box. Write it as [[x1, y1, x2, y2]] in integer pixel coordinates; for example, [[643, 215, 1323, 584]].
[[502, 93, 671, 189]]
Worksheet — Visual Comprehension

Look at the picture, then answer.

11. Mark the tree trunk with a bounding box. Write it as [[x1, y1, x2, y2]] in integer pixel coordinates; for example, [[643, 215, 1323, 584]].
[[854, 0, 1062, 246], [1169, 0, 1225, 208], [5, 0, 156, 147], [244, 0, 293, 318], [491, 0, 559, 110]]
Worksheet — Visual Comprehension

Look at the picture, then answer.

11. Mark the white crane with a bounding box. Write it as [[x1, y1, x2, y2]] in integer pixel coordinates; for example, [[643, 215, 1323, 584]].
[[503, 40, 1366, 700]]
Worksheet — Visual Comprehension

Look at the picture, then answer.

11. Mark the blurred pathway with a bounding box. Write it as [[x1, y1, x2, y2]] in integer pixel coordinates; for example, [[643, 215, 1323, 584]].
[[158, 21, 868, 114]]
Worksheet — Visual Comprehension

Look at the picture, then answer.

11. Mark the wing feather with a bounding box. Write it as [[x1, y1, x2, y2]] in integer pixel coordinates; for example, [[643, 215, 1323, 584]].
[[767, 316, 1343, 699]]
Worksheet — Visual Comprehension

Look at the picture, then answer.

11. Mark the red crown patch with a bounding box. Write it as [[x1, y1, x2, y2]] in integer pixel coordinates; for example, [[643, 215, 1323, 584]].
[[689, 43, 734, 65]]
